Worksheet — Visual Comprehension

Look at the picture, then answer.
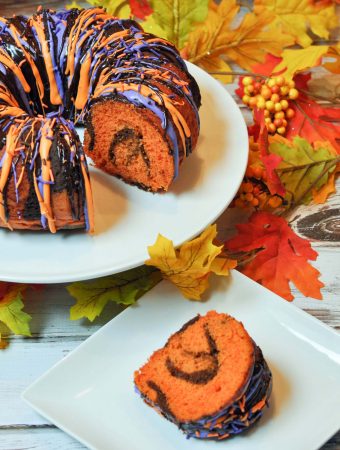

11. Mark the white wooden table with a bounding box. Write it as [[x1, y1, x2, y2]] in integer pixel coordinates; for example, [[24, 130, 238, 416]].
[[0, 2, 339, 449]]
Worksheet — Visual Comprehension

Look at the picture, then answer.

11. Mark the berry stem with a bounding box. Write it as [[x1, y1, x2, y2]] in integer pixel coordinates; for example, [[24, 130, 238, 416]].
[[208, 71, 267, 80]]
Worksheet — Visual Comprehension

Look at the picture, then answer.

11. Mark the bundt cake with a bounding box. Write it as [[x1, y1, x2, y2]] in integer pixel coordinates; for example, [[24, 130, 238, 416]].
[[134, 311, 272, 440], [0, 7, 201, 232]]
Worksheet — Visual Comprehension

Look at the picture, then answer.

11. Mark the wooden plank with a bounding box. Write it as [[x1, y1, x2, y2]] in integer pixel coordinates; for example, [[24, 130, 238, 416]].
[[0, 428, 85, 450], [287, 180, 340, 248], [0, 337, 82, 426]]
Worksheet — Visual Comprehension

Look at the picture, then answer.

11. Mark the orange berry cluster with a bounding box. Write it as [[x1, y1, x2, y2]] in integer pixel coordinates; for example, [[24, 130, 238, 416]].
[[234, 180, 283, 210], [233, 152, 283, 210], [241, 76, 298, 135]]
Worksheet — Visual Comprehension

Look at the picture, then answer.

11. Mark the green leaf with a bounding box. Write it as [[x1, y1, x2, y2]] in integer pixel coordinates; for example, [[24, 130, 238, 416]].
[[67, 266, 162, 321], [143, 0, 209, 49], [269, 136, 339, 205], [0, 292, 32, 337]]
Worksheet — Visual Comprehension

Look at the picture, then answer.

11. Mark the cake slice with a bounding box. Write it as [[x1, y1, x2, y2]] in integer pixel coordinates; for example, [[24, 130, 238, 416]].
[[134, 311, 272, 440]]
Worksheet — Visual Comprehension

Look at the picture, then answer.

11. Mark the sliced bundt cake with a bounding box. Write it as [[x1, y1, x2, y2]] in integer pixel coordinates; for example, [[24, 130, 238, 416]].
[[134, 311, 272, 440], [0, 7, 201, 232]]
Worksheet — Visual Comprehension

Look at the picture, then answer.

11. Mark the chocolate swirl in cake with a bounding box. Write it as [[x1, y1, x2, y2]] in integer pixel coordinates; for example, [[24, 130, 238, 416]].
[[165, 325, 219, 385]]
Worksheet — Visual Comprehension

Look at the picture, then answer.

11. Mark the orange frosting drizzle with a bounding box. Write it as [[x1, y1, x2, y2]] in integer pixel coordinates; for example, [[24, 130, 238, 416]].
[[36, 119, 56, 233], [0, 124, 22, 229], [29, 17, 62, 106], [0, 85, 20, 109], [94, 81, 191, 151], [7, 22, 45, 103], [0, 106, 27, 118], [0, 49, 31, 93], [95, 29, 129, 51], [75, 54, 92, 110], [65, 8, 110, 79]]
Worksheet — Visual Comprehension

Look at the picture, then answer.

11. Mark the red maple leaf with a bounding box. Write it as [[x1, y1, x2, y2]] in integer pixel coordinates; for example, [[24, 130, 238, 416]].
[[247, 113, 285, 196], [257, 122, 285, 196], [129, 0, 153, 20], [235, 77, 246, 99], [225, 211, 324, 301], [251, 54, 283, 76], [287, 74, 340, 154]]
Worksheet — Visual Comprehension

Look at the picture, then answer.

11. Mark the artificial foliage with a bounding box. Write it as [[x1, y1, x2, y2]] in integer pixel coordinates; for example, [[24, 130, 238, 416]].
[[0, 0, 339, 347], [145, 225, 237, 300], [225, 211, 324, 301]]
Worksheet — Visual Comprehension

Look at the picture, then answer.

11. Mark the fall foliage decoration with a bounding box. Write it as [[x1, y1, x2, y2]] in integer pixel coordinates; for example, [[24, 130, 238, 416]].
[[268, 136, 339, 206], [67, 266, 162, 321], [0, 283, 31, 347], [253, 0, 337, 48], [225, 212, 324, 301], [145, 225, 237, 300]]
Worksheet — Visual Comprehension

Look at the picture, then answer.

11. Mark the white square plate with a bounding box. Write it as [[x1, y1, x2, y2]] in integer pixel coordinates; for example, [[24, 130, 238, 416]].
[[22, 272, 340, 450]]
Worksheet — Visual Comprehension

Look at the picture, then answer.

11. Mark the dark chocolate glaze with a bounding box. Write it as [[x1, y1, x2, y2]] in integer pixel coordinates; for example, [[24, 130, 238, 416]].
[[23, 164, 41, 221]]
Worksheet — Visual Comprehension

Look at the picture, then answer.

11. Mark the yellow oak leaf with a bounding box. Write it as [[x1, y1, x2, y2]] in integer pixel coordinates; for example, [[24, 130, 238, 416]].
[[273, 46, 329, 80], [254, 0, 338, 47], [183, 0, 294, 75], [145, 225, 237, 300], [222, 12, 294, 71], [192, 56, 233, 84]]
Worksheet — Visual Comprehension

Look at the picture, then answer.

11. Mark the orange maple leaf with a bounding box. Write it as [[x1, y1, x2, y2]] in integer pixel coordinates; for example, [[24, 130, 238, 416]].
[[225, 212, 324, 301]]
